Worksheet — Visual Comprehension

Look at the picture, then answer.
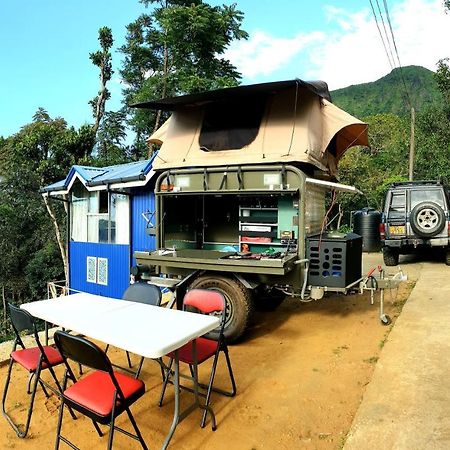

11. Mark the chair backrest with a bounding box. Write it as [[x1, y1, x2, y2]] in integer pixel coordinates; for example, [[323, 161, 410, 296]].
[[8, 303, 38, 340], [54, 330, 112, 373], [183, 289, 225, 315], [54, 331, 127, 402], [122, 282, 162, 306]]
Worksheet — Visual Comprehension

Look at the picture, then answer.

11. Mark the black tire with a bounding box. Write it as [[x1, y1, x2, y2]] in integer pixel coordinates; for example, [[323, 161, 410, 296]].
[[253, 287, 286, 311], [410, 202, 445, 238], [446, 249, 450, 266], [189, 274, 253, 343], [383, 247, 399, 266]]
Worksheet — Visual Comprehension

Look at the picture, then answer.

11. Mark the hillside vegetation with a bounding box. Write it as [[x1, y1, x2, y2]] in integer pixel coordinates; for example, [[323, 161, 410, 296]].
[[334, 63, 450, 217], [331, 65, 442, 117]]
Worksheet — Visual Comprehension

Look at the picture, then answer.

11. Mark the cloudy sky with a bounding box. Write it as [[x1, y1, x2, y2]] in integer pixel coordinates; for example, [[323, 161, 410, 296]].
[[224, 0, 450, 89], [1, 0, 449, 137]]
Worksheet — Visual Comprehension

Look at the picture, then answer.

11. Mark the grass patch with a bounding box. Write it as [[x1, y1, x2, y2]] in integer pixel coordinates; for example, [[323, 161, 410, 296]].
[[363, 356, 379, 364]]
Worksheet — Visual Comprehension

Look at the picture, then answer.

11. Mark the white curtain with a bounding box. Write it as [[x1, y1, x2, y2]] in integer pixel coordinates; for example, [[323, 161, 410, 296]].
[[71, 185, 88, 242], [112, 194, 129, 244]]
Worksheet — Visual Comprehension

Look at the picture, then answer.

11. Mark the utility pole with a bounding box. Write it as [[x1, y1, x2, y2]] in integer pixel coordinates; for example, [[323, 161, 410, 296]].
[[409, 106, 415, 181]]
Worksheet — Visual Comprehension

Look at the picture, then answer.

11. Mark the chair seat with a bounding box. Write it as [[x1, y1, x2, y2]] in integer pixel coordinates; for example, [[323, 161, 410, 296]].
[[64, 371, 145, 417], [168, 337, 218, 364], [11, 345, 63, 372]]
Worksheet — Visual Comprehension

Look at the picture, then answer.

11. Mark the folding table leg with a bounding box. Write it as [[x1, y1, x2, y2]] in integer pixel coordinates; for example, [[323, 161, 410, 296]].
[[162, 350, 180, 450]]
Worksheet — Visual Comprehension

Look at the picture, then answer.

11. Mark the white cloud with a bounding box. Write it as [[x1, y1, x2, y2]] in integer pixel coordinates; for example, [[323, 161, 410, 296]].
[[225, 0, 450, 90], [223, 30, 325, 79]]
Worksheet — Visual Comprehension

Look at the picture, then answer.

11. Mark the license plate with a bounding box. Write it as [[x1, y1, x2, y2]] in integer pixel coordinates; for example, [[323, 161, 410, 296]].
[[389, 225, 405, 235]]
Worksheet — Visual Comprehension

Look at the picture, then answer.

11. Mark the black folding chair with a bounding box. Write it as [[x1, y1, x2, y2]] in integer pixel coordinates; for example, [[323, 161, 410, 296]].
[[159, 289, 237, 428], [1, 303, 69, 438], [53, 330, 148, 450], [105, 282, 163, 378]]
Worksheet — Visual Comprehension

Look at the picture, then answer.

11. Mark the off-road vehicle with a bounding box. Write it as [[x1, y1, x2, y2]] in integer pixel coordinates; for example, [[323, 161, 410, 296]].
[[380, 181, 450, 266]]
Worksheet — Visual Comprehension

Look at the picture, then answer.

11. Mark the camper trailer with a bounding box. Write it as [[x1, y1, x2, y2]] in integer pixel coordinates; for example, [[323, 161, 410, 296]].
[[131, 80, 369, 341]]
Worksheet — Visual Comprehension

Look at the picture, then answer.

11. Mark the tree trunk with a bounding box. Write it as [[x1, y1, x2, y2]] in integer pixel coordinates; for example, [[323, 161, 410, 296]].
[[2, 286, 6, 322], [43, 195, 69, 283]]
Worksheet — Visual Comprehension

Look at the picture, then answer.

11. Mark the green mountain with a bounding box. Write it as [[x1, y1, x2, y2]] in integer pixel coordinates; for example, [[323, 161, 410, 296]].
[[331, 65, 442, 118]]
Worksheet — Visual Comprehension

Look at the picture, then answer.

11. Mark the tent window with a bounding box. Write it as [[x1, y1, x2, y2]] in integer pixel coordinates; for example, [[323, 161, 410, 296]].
[[199, 97, 265, 151]]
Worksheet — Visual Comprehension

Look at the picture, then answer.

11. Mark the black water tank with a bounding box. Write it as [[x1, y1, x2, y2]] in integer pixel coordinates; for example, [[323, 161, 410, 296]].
[[353, 207, 381, 252]]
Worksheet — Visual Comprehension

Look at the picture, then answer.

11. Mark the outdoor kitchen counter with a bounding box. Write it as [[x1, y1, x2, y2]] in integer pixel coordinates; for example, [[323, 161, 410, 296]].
[[135, 249, 298, 275]]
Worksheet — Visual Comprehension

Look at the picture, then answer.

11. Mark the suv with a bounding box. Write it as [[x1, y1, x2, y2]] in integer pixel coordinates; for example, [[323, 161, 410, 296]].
[[380, 181, 450, 266]]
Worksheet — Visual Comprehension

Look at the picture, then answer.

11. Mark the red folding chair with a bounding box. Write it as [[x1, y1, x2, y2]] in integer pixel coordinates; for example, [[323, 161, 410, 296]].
[[159, 289, 236, 428], [1, 303, 69, 438], [53, 330, 148, 450]]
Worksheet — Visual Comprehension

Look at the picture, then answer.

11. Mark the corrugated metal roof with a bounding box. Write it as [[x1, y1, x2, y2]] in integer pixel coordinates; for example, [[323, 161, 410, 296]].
[[41, 157, 155, 193], [88, 159, 152, 186]]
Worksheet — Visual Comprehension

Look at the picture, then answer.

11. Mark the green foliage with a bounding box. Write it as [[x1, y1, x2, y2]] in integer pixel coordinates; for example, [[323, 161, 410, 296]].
[[336, 63, 450, 223], [0, 111, 95, 315], [25, 241, 65, 298], [119, 0, 248, 146], [90, 27, 114, 134], [435, 58, 450, 101], [332, 66, 442, 117], [339, 114, 409, 213], [96, 110, 129, 165]]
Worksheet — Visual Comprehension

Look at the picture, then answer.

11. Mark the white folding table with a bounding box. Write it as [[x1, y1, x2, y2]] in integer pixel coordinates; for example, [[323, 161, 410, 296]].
[[22, 292, 220, 449]]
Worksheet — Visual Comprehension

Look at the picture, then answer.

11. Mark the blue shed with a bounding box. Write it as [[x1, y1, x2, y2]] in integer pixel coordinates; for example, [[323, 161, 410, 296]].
[[41, 158, 157, 299]]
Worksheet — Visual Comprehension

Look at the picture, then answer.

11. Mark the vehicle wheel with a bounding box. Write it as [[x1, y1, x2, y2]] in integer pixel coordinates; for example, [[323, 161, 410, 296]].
[[253, 287, 286, 311], [446, 249, 450, 266], [188, 274, 254, 343], [383, 247, 399, 266], [410, 202, 445, 237]]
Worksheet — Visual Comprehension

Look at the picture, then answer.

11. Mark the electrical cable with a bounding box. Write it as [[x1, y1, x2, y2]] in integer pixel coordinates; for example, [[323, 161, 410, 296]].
[[382, 0, 413, 108], [368, 0, 415, 111], [369, 0, 396, 71]]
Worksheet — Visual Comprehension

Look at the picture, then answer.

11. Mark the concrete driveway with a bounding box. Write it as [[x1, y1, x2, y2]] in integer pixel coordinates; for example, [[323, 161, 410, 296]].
[[345, 252, 450, 450]]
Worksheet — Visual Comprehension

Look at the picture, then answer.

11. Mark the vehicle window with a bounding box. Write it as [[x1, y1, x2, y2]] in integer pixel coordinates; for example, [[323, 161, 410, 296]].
[[410, 190, 444, 209], [389, 191, 405, 212]]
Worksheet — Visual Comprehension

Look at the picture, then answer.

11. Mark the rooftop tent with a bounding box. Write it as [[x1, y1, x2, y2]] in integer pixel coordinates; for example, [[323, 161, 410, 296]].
[[132, 79, 369, 176]]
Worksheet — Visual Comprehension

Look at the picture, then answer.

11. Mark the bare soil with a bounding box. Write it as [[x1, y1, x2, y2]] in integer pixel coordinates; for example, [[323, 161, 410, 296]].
[[0, 278, 414, 450]]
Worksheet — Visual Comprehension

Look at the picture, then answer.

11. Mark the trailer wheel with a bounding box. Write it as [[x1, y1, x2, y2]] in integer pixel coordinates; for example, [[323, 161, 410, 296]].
[[189, 275, 253, 343]]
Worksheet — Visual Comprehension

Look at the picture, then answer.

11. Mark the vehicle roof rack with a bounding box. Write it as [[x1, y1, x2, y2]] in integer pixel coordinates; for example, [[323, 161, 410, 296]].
[[391, 180, 442, 187]]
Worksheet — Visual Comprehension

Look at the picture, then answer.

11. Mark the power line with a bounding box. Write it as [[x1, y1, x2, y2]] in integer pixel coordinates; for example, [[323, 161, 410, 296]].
[[372, 0, 396, 70], [368, 0, 414, 108], [382, 0, 413, 107]]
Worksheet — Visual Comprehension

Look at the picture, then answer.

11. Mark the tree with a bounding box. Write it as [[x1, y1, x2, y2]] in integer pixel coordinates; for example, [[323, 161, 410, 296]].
[[338, 113, 409, 221], [96, 110, 129, 165], [90, 27, 114, 135], [119, 0, 247, 155], [414, 58, 450, 182], [0, 112, 96, 300]]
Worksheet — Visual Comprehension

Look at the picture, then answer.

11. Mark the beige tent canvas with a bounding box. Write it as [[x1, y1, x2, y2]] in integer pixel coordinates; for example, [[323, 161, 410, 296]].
[[132, 79, 369, 177]]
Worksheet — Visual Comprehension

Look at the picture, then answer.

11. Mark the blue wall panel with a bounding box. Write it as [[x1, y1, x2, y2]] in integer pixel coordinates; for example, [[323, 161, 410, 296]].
[[69, 242, 130, 299], [131, 188, 156, 267]]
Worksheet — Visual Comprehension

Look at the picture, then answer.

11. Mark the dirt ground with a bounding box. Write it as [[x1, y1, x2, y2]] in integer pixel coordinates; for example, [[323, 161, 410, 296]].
[[0, 264, 416, 450]]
